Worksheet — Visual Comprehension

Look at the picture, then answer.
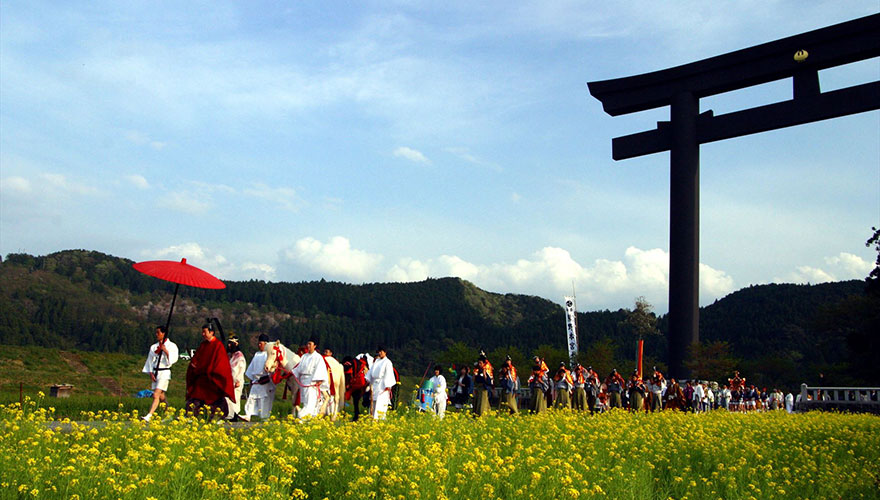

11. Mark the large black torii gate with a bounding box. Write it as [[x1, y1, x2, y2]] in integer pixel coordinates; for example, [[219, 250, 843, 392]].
[[588, 14, 880, 378]]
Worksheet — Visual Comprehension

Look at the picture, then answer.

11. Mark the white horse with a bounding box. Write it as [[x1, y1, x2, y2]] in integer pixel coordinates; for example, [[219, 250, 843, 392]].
[[263, 341, 346, 419], [323, 355, 346, 419], [263, 341, 302, 417]]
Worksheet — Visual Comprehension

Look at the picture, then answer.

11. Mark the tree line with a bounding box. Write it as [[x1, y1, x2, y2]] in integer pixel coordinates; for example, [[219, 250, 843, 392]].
[[1, 249, 877, 388]]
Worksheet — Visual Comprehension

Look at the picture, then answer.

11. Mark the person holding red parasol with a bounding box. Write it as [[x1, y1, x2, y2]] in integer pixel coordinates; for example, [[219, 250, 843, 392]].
[[141, 325, 179, 421], [132, 257, 230, 419]]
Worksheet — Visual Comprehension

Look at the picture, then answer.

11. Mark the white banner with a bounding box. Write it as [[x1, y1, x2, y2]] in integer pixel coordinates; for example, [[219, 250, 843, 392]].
[[563, 296, 578, 366]]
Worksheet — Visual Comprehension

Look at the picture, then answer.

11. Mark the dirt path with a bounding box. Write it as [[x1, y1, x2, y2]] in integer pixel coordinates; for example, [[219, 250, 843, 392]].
[[95, 377, 125, 397], [59, 351, 126, 396], [58, 351, 89, 373]]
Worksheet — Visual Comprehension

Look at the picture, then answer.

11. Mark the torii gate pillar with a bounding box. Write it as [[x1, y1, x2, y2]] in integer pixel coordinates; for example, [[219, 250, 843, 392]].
[[668, 92, 700, 379]]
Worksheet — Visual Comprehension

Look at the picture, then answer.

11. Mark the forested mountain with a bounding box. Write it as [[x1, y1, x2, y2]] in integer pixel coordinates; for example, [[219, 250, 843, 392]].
[[697, 281, 877, 388], [1, 249, 876, 388]]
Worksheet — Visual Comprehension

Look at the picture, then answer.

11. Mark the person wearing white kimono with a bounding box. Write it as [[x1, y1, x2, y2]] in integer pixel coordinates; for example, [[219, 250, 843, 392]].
[[225, 336, 247, 420], [704, 384, 715, 412], [428, 365, 447, 419], [365, 346, 396, 420], [142, 325, 179, 421], [244, 334, 275, 421], [291, 338, 328, 419], [692, 381, 705, 413]]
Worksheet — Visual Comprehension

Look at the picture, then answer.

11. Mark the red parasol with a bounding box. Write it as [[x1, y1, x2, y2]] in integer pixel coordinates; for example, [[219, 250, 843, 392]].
[[133, 258, 226, 290], [132, 258, 226, 336]]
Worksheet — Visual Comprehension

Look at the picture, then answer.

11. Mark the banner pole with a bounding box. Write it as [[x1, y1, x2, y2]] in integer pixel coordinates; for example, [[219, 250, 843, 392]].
[[637, 339, 644, 379]]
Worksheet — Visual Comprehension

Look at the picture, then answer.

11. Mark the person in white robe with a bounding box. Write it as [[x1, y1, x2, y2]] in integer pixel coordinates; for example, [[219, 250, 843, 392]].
[[291, 338, 329, 419], [428, 365, 447, 419], [692, 381, 705, 413], [225, 336, 247, 420], [142, 325, 179, 421], [244, 334, 275, 420], [365, 346, 396, 420]]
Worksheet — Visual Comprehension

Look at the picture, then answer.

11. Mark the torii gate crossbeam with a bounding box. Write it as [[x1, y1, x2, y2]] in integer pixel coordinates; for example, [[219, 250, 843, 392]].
[[588, 13, 880, 378]]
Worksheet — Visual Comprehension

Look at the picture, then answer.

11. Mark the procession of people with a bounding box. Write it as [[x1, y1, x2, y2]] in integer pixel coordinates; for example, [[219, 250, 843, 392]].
[[141, 325, 792, 422]]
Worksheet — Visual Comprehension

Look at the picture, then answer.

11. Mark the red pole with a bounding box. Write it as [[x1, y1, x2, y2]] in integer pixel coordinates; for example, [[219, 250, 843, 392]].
[[637, 339, 644, 379]]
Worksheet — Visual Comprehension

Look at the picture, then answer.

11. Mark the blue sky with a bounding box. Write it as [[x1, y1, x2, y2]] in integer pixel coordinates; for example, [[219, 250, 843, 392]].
[[1, 1, 878, 312]]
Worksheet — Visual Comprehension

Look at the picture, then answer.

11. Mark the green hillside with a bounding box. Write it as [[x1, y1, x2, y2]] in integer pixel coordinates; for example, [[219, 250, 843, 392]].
[[0, 345, 177, 398], [1, 249, 877, 390]]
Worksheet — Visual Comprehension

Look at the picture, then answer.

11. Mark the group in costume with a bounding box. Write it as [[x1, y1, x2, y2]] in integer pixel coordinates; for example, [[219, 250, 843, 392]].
[[141, 325, 396, 422], [423, 356, 793, 416], [142, 325, 789, 421]]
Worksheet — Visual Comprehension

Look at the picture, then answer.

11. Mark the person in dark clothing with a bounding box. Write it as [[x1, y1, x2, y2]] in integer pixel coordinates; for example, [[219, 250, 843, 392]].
[[451, 366, 472, 409]]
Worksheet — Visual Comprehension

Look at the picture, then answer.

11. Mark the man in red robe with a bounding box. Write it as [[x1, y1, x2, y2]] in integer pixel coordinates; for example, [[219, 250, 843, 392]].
[[185, 323, 236, 419]]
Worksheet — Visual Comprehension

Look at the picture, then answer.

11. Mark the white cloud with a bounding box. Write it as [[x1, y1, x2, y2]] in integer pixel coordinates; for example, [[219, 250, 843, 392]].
[[622, 247, 668, 290], [0, 172, 93, 225], [188, 181, 236, 194], [125, 174, 150, 189], [243, 183, 302, 212], [511, 192, 522, 203], [386, 258, 431, 283], [301, 237, 733, 310], [281, 236, 383, 281], [151, 242, 211, 261], [777, 252, 873, 284], [241, 262, 277, 281], [0, 176, 31, 194], [782, 266, 836, 284], [700, 263, 736, 299], [393, 146, 430, 164], [124, 130, 166, 150], [146, 242, 230, 275], [38, 173, 99, 195], [159, 191, 211, 215], [445, 147, 502, 172], [438, 255, 482, 281], [105, 232, 742, 312], [154, 181, 240, 214], [144, 242, 276, 282], [825, 252, 873, 278]]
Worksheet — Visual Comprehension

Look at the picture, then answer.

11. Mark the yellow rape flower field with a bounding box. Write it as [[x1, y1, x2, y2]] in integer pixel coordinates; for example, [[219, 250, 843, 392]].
[[1, 399, 879, 499]]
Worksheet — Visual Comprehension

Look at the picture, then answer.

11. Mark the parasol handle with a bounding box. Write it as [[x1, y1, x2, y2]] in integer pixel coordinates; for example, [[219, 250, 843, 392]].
[[152, 283, 179, 376], [164, 283, 180, 337]]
